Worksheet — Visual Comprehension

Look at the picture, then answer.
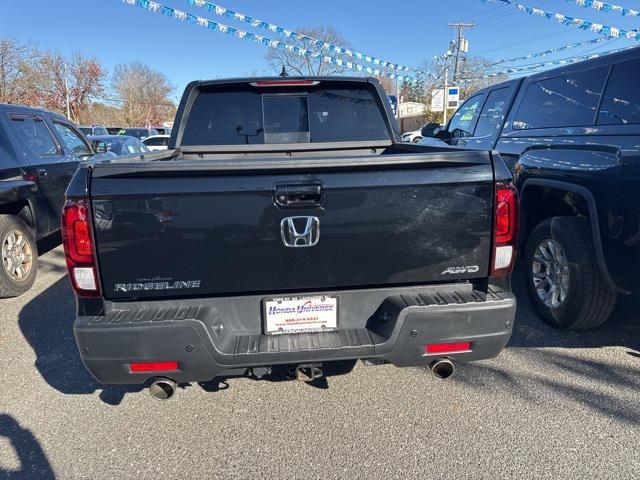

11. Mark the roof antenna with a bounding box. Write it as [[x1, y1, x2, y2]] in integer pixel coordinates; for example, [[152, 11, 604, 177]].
[[279, 65, 289, 77]]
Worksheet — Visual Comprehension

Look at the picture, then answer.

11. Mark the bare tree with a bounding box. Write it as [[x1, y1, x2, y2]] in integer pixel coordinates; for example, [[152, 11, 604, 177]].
[[112, 62, 175, 126], [453, 56, 507, 98], [78, 102, 123, 126], [0, 37, 42, 105], [39, 52, 105, 122], [391, 55, 509, 127], [265, 26, 354, 76], [375, 76, 396, 95]]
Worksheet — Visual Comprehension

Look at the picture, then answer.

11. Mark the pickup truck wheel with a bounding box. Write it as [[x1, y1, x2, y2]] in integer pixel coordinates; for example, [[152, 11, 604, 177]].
[[524, 217, 616, 330], [0, 215, 38, 298]]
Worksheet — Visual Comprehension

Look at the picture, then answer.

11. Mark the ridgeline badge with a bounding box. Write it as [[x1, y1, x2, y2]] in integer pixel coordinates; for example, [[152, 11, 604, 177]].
[[114, 280, 201, 292]]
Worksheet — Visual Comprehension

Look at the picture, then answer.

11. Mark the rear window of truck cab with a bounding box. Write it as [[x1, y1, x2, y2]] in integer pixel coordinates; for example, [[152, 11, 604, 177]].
[[180, 82, 390, 145]]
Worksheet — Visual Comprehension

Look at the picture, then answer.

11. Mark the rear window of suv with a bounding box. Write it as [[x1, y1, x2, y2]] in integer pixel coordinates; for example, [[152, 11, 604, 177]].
[[512, 67, 608, 130], [181, 83, 390, 145]]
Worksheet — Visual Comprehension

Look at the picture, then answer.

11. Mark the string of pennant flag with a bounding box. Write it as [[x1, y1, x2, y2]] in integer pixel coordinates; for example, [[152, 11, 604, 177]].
[[118, 0, 418, 83], [478, 44, 633, 78], [481, 0, 640, 40], [492, 35, 614, 64], [117, 0, 638, 90], [185, 0, 417, 73], [563, 0, 639, 18]]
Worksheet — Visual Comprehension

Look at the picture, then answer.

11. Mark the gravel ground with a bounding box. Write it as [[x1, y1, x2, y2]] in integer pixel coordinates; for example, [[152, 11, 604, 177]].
[[1, 245, 639, 480]]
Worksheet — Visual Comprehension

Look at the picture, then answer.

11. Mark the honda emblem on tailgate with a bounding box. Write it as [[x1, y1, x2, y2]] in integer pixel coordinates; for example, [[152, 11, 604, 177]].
[[281, 216, 320, 247]]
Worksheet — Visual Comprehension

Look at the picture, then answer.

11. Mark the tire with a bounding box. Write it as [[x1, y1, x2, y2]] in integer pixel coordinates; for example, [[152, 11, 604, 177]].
[[0, 215, 38, 298], [524, 216, 617, 330]]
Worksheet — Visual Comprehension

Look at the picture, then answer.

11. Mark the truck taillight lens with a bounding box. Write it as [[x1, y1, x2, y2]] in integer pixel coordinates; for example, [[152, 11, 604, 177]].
[[62, 199, 100, 296], [491, 183, 519, 277]]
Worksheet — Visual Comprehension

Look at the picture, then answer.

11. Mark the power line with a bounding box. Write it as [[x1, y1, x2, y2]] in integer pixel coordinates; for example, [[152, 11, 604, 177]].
[[473, 8, 632, 57], [471, 42, 633, 80], [490, 37, 621, 71], [482, 0, 640, 40], [491, 36, 615, 65], [458, 0, 555, 27], [22, 85, 176, 109]]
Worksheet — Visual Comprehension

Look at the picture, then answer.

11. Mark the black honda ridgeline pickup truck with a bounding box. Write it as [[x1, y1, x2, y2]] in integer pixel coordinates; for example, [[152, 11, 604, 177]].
[[63, 77, 518, 399]]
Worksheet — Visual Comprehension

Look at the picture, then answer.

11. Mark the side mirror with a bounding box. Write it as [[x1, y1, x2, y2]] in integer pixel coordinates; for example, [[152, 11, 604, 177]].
[[421, 125, 442, 138], [92, 141, 108, 154], [435, 129, 452, 141]]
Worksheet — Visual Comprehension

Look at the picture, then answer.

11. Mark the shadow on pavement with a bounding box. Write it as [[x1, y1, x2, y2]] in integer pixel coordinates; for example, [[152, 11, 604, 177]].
[[0, 414, 55, 480], [18, 276, 142, 406], [453, 348, 640, 426], [451, 268, 640, 426]]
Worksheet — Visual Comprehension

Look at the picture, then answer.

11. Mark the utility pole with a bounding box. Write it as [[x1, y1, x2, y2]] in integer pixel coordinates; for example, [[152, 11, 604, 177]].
[[443, 63, 449, 125], [395, 68, 400, 120], [63, 63, 71, 120], [448, 22, 475, 83]]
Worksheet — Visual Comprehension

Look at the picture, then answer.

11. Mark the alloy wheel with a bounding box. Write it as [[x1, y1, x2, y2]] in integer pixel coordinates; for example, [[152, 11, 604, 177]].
[[532, 238, 570, 309], [2, 229, 33, 281]]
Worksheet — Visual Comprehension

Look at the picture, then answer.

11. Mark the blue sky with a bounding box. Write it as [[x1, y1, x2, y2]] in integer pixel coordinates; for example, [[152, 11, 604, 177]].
[[2, 0, 640, 100]]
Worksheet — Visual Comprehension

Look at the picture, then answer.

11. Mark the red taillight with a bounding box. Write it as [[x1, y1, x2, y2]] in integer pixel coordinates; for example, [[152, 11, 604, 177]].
[[130, 361, 179, 373], [250, 80, 320, 87], [491, 183, 519, 277], [62, 198, 100, 297], [425, 342, 472, 355]]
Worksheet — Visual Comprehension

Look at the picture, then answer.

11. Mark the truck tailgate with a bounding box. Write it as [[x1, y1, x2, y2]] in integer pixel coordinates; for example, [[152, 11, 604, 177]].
[[90, 157, 494, 300]]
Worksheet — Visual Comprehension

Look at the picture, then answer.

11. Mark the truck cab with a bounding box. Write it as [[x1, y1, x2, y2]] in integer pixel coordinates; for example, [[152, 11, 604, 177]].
[[427, 47, 640, 330]]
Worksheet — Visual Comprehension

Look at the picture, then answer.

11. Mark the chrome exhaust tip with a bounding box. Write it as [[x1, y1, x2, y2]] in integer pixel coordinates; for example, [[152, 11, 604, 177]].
[[295, 364, 323, 382], [430, 359, 455, 380], [149, 377, 177, 400]]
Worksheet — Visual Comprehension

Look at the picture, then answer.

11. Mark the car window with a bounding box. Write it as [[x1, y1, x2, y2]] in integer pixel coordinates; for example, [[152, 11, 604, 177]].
[[512, 67, 608, 130], [53, 122, 92, 158], [124, 139, 149, 154], [598, 58, 640, 125], [93, 127, 108, 135], [181, 85, 390, 145], [123, 129, 145, 139], [263, 95, 310, 144], [447, 94, 485, 138], [474, 88, 510, 138], [125, 140, 138, 154], [79, 127, 92, 135], [144, 137, 163, 146], [8, 114, 60, 159], [106, 140, 121, 154]]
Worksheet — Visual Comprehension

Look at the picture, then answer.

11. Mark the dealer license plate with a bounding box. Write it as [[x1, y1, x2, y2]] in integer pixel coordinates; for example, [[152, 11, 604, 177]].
[[264, 295, 338, 335]]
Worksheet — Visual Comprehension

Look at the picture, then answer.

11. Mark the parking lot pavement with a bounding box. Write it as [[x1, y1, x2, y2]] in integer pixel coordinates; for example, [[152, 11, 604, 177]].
[[0, 246, 639, 480]]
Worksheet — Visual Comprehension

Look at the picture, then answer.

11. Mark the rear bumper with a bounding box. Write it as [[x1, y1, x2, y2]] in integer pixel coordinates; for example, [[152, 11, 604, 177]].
[[74, 285, 516, 384]]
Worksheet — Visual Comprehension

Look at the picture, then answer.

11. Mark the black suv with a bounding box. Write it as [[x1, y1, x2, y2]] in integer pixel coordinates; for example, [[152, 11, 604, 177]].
[[425, 46, 640, 330], [0, 104, 107, 297]]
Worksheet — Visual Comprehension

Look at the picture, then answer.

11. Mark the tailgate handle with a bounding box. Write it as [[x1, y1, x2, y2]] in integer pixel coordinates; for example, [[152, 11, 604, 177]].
[[274, 184, 323, 207]]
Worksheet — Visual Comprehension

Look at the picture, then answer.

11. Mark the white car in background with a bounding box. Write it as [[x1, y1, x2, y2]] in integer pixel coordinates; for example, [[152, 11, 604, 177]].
[[142, 134, 171, 151], [401, 123, 442, 143]]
